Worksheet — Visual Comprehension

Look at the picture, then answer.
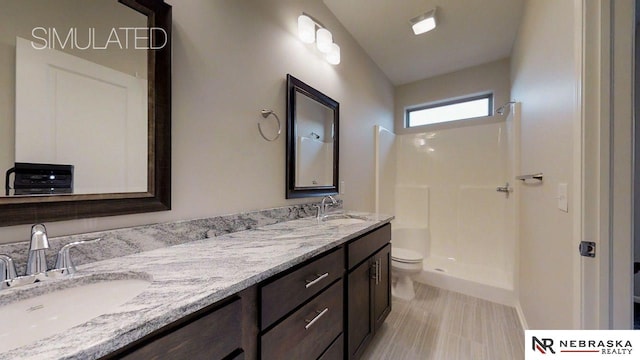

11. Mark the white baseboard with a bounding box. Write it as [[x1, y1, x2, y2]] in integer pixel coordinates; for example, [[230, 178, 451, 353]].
[[515, 301, 529, 330]]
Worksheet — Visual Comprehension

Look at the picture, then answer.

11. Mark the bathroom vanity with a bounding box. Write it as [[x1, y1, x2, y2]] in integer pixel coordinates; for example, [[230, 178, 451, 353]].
[[0, 212, 392, 360]]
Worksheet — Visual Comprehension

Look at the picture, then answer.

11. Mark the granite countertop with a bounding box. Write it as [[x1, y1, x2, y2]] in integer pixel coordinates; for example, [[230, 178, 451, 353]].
[[0, 212, 393, 360]]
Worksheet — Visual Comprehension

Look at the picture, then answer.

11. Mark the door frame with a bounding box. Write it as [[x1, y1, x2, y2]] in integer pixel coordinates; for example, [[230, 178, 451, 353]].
[[581, 0, 635, 329]]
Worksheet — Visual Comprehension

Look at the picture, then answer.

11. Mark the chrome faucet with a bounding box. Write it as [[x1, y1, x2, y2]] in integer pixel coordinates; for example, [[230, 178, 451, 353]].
[[0, 254, 17, 284], [317, 195, 338, 219], [0, 225, 101, 291], [26, 224, 49, 275]]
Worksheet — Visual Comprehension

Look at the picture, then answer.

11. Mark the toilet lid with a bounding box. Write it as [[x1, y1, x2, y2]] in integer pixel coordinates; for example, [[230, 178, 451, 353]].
[[391, 247, 423, 263]]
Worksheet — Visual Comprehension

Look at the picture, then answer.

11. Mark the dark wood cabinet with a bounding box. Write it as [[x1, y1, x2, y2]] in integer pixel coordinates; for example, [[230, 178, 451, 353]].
[[106, 296, 244, 360], [259, 247, 345, 360], [261, 279, 343, 360], [319, 333, 344, 360], [347, 258, 374, 359], [104, 223, 391, 360], [261, 247, 344, 330], [345, 224, 392, 360], [372, 244, 391, 332]]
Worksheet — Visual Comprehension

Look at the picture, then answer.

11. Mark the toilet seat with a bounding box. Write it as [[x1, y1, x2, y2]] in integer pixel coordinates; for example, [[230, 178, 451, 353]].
[[391, 247, 423, 264]]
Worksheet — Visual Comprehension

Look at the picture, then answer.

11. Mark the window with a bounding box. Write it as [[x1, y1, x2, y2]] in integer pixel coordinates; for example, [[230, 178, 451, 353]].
[[406, 93, 493, 128]]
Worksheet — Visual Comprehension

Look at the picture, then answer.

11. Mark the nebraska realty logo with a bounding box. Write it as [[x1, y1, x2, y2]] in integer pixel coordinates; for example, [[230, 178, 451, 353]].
[[526, 331, 638, 359]]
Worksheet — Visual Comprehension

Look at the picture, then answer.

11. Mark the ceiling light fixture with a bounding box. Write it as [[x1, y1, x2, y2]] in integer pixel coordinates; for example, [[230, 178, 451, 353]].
[[410, 8, 437, 35], [297, 13, 340, 65]]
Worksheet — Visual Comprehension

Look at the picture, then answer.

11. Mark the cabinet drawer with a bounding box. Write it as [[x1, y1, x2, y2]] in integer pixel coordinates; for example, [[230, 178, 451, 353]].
[[347, 223, 391, 270], [261, 279, 343, 360], [117, 297, 242, 360], [318, 334, 344, 360], [261, 247, 344, 330]]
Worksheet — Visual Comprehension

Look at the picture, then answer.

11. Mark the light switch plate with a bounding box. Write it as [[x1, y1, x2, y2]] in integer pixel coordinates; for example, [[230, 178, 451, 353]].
[[340, 181, 345, 194], [557, 183, 568, 212]]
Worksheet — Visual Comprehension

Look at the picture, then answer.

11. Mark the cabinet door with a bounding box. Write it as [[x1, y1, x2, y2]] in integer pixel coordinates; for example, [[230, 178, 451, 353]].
[[347, 259, 374, 360], [373, 244, 391, 331]]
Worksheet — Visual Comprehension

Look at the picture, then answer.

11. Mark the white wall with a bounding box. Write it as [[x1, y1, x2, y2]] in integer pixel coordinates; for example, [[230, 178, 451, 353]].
[[0, 0, 394, 243], [511, 0, 580, 329]]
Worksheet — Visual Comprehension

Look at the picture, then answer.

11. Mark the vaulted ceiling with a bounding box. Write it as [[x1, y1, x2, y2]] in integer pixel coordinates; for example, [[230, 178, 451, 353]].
[[324, 0, 525, 85]]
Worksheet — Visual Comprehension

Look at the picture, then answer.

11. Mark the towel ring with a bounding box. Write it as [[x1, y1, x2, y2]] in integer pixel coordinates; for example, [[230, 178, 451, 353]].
[[258, 110, 281, 142]]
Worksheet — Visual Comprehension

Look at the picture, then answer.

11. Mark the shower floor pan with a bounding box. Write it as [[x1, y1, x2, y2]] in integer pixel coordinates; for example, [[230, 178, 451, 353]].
[[415, 256, 514, 306]]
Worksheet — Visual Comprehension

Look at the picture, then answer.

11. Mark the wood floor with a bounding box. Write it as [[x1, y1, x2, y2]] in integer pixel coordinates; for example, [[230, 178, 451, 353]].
[[361, 283, 524, 360]]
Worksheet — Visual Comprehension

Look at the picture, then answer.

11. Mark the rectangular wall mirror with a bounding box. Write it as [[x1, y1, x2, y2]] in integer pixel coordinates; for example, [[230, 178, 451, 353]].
[[286, 74, 339, 199], [0, 0, 171, 226]]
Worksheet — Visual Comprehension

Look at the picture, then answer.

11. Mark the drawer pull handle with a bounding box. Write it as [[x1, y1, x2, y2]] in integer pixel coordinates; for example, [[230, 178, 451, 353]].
[[305, 272, 329, 288], [304, 308, 329, 330]]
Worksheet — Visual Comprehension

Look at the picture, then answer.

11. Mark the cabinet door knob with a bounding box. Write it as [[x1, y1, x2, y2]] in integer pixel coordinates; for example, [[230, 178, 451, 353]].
[[304, 308, 329, 330], [305, 272, 329, 288]]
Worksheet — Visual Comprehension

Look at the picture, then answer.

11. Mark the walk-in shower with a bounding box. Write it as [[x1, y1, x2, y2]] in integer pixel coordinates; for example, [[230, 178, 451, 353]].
[[375, 103, 520, 305]]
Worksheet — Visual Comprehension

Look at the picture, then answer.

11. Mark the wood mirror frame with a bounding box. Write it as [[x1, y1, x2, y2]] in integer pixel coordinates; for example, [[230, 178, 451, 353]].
[[0, 0, 172, 226], [286, 74, 339, 199]]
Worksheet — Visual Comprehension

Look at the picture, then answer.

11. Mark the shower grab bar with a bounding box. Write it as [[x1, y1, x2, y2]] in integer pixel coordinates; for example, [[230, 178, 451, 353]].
[[515, 173, 543, 182]]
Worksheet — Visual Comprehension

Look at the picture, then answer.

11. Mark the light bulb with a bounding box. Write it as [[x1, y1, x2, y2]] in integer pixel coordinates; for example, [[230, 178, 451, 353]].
[[298, 15, 315, 43], [326, 43, 340, 65], [316, 28, 333, 53]]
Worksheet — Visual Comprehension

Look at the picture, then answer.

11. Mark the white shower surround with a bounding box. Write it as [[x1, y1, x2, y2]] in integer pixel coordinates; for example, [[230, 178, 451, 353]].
[[375, 113, 518, 305]]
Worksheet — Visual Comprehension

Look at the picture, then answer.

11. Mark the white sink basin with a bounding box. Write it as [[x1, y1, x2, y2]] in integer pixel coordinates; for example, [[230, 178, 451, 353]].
[[0, 277, 150, 353], [322, 214, 367, 225], [325, 218, 367, 225]]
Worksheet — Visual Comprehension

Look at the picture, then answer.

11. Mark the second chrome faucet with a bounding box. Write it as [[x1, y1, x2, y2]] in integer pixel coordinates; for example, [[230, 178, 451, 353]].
[[316, 195, 339, 220]]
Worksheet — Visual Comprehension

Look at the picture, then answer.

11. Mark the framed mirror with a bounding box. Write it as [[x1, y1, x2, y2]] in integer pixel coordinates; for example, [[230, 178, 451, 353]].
[[286, 74, 339, 199], [0, 0, 171, 226]]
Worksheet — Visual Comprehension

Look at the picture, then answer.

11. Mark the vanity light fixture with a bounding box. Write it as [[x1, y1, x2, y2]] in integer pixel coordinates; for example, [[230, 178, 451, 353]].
[[410, 8, 437, 35], [297, 14, 315, 43], [326, 43, 341, 65], [316, 28, 333, 53], [297, 13, 341, 65]]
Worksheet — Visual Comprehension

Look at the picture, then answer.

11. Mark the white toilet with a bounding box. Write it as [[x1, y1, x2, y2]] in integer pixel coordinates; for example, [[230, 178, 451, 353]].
[[391, 247, 424, 301]]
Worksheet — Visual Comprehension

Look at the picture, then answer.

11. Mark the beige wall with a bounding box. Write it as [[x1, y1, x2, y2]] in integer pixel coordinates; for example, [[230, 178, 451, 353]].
[[394, 58, 511, 135], [0, 0, 394, 243], [511, 0, 580, 329]]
